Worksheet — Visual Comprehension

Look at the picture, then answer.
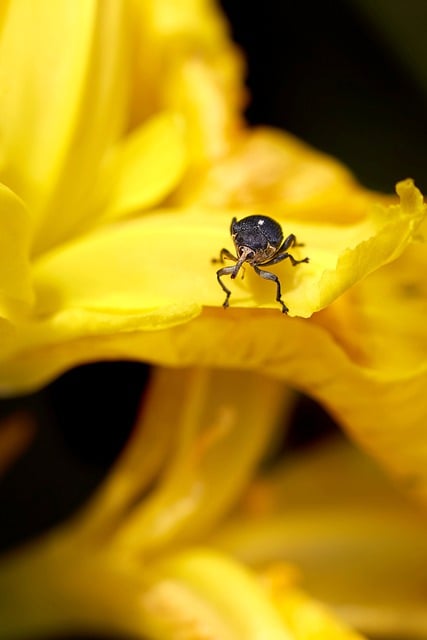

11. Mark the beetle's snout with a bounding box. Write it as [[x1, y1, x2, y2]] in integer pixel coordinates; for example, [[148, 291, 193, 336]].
[[238, 246, 255, 261], [230, 246, 254, 280]]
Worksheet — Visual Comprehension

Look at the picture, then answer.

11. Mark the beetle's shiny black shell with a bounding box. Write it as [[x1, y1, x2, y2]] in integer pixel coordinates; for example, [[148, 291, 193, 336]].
[[231, 215, 283, 253]]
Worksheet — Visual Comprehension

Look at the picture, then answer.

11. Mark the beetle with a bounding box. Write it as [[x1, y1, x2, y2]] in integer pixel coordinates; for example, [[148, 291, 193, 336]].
[[212, 215, 309, 314]]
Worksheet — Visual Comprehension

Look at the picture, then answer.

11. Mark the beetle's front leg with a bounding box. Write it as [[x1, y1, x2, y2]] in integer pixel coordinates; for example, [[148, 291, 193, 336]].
[[253, 266, 289, 314], [216, 265, 237, 308], [211, 248, 237, 265], [262, 251, 309, 268], [270, 235, 309, 266], [285, 252, 309, 267]]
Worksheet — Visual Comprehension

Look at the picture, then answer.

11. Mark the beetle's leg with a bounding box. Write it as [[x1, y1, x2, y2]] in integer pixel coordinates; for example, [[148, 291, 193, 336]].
[[211, 248, 237, 265], [279, 233, 307, 251], [264, 235, 309, 266], [253, 265, 289, 314], [216, 265, 237, 308], [261, 251, 309, 268], [280, 234, 299, 251]]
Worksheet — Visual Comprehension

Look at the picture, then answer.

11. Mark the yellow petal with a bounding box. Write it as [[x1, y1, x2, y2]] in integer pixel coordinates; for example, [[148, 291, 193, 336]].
[[3, 301, 424, 505], [314, 179, 425, 310], [100, 112, 187, 223], [0, 0, 97, 212], [0, 181, 423, 393], [0, 0, 129, 254], [346, 219, 427, 376], [0, 184, 33, 318], [30, 181, 424, 318]]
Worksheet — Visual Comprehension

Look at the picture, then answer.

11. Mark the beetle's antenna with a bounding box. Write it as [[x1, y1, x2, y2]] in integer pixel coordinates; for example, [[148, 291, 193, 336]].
[[231, 246, 252, 279]]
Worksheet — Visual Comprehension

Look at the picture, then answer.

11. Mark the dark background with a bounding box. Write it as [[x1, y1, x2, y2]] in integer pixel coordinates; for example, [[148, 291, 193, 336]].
[[221, 0, 427, 193], [1, 2, 426, 637]]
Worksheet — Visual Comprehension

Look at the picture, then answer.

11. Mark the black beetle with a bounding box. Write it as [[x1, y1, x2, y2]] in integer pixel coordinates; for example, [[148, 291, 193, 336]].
[[212, 215, 309, 314]]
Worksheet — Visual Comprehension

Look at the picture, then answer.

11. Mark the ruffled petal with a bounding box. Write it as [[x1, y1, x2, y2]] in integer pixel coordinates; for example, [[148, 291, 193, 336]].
[[314, 179, 425, 311], [32, 181, 425, 319]]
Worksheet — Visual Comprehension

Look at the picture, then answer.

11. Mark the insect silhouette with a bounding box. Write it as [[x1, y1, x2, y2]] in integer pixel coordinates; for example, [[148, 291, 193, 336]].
[[212, 215, 309, 314]]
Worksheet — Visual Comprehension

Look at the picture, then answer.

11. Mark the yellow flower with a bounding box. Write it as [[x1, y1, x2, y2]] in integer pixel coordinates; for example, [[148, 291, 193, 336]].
[[0, 0, 424, 397], [1, 1, 427, 639], [0, 0, 424, 500]]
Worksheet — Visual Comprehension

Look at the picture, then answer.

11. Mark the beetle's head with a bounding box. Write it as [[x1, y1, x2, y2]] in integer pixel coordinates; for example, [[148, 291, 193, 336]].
[[236, 245, 255, 264]]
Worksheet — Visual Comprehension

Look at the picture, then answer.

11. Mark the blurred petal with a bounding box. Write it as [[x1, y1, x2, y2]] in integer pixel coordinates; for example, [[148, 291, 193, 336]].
[[110, 369, 290, 553], [128, 0, 245, 158], [175, 128, 372, 223], [0, 184, 32, 318], [0, 535, 363, 640], [143, 549, 290, 639], [74, 367, 181, 539], [144, 549, 364, 639], [263, 575, 364, 640], [100, 112, 187, 223], [211, 440, 427, 639], [162, 51, 243, 163]]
